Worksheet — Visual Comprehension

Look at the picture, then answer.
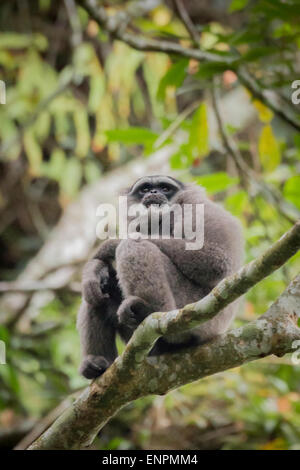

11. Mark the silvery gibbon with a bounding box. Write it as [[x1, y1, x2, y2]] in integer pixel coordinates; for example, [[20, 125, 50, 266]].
[[77, 175, 244, 379]]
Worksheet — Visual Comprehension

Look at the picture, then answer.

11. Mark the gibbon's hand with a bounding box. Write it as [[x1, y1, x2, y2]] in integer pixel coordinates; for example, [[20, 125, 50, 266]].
[[82, 263, 110, 306]]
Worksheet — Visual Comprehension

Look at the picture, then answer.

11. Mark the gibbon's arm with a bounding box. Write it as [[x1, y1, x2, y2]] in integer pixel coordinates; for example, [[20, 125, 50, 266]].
[[150, 238, 233, 287], [150, 197, 244, 287], [93, 238, 121, 262], [81, 239, 121, 305], [81, 258, 110, 305], [92, 235, 237, 289]]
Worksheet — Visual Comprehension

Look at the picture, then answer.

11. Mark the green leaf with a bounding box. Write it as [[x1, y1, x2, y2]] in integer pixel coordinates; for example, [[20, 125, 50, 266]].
[[294, 134, 300, 149], [0, 365, 20, 395], [170, 148, 192, 170], [84, 160, 102, 184], [189, 103, 210, 158], [53, 103, 72, 144], [24, 129, 42, 175], [229, 28, 262, 46], [241, 46, 277, 63], [0, 325, 10, 344], [42, 148, 66, 181], [33, 110, 51, 141], [73, 42, 94, 72], [258, 125, 281, 172], [0, 33, 48, 50], [283, 176, 300, 210], [157, 59, 188, 101], [60, 158, 82, 199], [88, 74, 105, 113], [195, 172, 239, 194], [73, 106, 90, 158], [106, 127, 158, 146], [252, 100, 273, 123], [225, 190, 248, 216], [229, 0, 249, 12], [0, 117, 20, 160], [196, 61, 229, 79]]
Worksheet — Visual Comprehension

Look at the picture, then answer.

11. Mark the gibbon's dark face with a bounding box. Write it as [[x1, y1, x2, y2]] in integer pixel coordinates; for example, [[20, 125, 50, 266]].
[[129, 176, 184, 207]]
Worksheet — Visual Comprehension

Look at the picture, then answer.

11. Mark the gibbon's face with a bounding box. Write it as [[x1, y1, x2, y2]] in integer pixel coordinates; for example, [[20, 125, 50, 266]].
[[129, 176, 183, 208]]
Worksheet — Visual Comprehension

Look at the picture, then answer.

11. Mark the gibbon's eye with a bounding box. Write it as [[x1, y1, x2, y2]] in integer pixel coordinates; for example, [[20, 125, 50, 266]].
[[162, 186, 171, 193], [139, 185, 151, 194]]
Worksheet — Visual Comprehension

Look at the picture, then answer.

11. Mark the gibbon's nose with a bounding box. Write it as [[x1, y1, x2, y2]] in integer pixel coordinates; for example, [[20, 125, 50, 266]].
[[150, 189, 158, 194]]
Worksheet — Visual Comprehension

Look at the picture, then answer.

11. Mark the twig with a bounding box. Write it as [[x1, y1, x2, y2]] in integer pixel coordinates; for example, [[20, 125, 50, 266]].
[[154, 99, 201, 148], [172, 0, 200, 44], [79, 0, 300, 132], [238, 67, 300, 133], [211, 81, 300, 224], [64, 0, 83, 47]]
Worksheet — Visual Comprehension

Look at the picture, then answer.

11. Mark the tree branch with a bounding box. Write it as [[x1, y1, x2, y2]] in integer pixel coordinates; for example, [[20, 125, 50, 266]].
[[79, 0, 300, 132], [78, 0, 235, 64], [172, 0, 201, 44], [211, 81, 300, 224], [28, 223, 300, 450], [238, 68, 300, 133]]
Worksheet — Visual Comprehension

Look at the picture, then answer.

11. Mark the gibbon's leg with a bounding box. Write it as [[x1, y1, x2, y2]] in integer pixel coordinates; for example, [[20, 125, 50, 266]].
[[116, 239, 177, 311], [116, 239, 176, 334], [117, 295, 153, 342], [115, 239, 194, 346], [77, 299, 119, 379]]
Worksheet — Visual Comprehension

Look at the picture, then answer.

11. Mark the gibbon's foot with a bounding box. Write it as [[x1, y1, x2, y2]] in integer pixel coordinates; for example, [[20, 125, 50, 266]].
[[117, 296, 151, 330], [82, 266, 110, 305], [79, 354, 110, 379]]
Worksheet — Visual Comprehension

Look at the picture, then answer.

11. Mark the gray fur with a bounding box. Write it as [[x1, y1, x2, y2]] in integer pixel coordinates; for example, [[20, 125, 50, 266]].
[[77, 176, 244, 379]]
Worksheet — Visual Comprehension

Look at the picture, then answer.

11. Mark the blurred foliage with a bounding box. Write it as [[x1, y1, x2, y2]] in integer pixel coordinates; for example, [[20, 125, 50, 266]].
[[0, 0, 300, 450]]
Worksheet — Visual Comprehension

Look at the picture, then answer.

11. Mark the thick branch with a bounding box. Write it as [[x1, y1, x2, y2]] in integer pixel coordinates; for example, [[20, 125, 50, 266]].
[[28, 224, 300, 450], [139, 274, 300, 395], [118, 222, 300, 367]]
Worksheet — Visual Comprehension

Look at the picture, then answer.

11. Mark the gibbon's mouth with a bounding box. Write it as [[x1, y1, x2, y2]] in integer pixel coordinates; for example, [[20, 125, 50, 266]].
[[142, 193, 168, 207]]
